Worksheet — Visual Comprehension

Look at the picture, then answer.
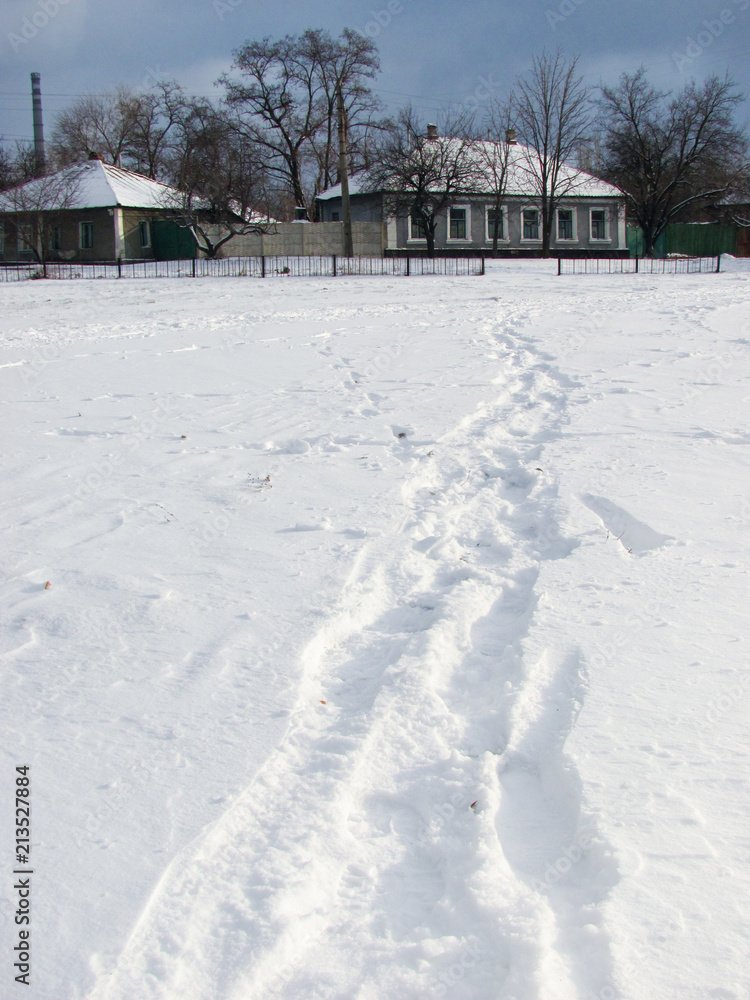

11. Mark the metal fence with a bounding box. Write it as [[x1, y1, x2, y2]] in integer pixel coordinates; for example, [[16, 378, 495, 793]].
[[558, 255, 721, 275], [0, 254, 485, 282]]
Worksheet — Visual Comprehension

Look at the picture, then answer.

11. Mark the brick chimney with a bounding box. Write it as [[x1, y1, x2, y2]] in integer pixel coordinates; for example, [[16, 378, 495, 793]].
[[505, 128, 517, 145], [30, 72, 46, 176], [426, 123, 438, 140]]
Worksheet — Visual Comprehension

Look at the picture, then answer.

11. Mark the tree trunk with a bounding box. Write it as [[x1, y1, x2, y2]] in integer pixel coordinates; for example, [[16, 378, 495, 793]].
[[541, 197, 551, 257], [288, 155, 308, 220], [337, 86, 354, 257]]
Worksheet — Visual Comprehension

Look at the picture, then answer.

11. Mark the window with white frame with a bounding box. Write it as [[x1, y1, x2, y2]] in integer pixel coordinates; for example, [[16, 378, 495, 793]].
[[17, 223, 33, 253], [139, 220, 151, 248], [79, 221, 94, 249], [448, 205, 470, 240], [485, 205, 508, 242], [408, 213, 428, 240], [522, 208, 540, 241], [590, 208, 608, 240], [556, 207, 576, 241]]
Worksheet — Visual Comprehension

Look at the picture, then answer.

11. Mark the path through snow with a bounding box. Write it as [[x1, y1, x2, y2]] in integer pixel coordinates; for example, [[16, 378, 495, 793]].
[[1, 261, 749, 1000]]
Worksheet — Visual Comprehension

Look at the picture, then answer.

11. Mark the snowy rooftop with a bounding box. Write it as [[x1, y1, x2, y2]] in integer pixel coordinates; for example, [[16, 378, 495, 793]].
[[0, 159, 181, 211], [317, 139, 623, 200]]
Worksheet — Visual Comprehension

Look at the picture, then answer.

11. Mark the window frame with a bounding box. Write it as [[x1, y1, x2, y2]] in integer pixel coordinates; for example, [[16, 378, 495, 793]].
[[52, 224, 63, 251], [0, 222, 4, 256], [139, 220, 152, 249], [17, 222, 34, 254], [521, 206, 542, 242], [79, 221, 94, 250], [447, 203, 471, 242], [485, 204, 509, 243], [407, 212, 428, 242], [555, 206, 577, 242], [589, 207, 610, 242]]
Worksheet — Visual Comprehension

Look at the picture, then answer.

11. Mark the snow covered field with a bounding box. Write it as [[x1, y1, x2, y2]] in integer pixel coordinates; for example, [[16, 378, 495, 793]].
[[1, 259, 749, 1000]]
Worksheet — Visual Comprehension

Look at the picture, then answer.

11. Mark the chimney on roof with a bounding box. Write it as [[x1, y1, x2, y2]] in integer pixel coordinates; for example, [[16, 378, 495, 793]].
[[505, 128, 517, 145], [30, 72, 46, 176], [426, 123, 438, 141]]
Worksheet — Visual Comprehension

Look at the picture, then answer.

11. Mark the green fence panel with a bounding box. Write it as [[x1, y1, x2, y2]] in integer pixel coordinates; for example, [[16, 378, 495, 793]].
[[151, 221, 196, 260], [628, 222, 736, 258], [665, 223, 737, 257], [627, 224, 665, 257]]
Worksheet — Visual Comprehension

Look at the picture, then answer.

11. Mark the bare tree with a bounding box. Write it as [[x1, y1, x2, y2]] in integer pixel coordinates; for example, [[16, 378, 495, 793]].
[[51, 87, 143, 167], [220, 35, 327, 219], [165, 101, 273, 258], [0, 165, 84, 262], [598, 69, 748, 256], [302, 28, 381, 193], [515, 49, 591, 256], [0, 140, 37, 190], [220, 29, 382, 219], [49, 82, 189, 180], [369, 107, 477, 257], [127, 81, 190, 180], [727, 174, 750, 228], [0, 142, 13, 191], [478, 95, 516, 252]]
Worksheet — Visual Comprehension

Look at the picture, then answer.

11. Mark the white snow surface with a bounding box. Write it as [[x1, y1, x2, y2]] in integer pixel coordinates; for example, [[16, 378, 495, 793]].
[[1, 261, 749, 1000]]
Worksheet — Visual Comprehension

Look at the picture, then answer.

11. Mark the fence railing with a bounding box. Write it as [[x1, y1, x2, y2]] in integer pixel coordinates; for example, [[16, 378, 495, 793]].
[[558, 255, 721, 275], [0, 254, 485, 282]]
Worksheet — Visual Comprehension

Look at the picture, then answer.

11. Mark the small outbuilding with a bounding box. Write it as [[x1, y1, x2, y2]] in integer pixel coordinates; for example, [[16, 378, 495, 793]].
[[0, 156, 195, 263]]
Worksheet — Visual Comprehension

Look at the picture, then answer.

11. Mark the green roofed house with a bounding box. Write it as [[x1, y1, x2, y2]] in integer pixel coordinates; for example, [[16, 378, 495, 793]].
[[0, 155, 196, 263]]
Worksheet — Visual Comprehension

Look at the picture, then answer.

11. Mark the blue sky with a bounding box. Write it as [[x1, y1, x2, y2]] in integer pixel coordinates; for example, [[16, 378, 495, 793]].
[[1, 0, 748, 147]]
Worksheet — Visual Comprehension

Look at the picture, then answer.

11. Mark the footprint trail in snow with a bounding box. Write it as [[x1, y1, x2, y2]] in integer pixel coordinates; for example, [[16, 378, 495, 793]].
[[90, 310, 615, 1000]]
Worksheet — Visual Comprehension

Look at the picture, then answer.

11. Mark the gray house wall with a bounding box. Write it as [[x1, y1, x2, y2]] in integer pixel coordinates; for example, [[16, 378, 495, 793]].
[[316, 194, 384, 224], [318, 193, 626, 254], [0, 207, 117, 262], [0, 207, 177, 262]]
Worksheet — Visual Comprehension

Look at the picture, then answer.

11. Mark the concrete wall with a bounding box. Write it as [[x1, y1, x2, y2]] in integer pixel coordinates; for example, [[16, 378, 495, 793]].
[[215, 221, 385, 257]]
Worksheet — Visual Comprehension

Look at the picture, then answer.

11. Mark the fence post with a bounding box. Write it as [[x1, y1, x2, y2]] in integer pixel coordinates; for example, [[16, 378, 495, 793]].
[[191, 257, 196, 278], [716, 254, 721, 273], [332, 254, 337, 277], [261, 255, 266, 278], [117, 257, 122, 278], [557, 257, 561, 276], [480, 254, 485, 276], [43, 260, 47, 279], [635, 256, 639, 274], [406, 256, 410, 277]]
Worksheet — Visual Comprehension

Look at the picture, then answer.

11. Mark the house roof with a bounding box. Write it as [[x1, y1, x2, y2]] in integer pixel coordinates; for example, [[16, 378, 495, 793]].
[[0, 159, 180, 212], [317, 139, 623, 201]]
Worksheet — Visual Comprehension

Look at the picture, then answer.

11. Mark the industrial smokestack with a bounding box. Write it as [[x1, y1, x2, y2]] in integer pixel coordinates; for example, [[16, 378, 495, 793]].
[[31, 72, 46, 176]]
